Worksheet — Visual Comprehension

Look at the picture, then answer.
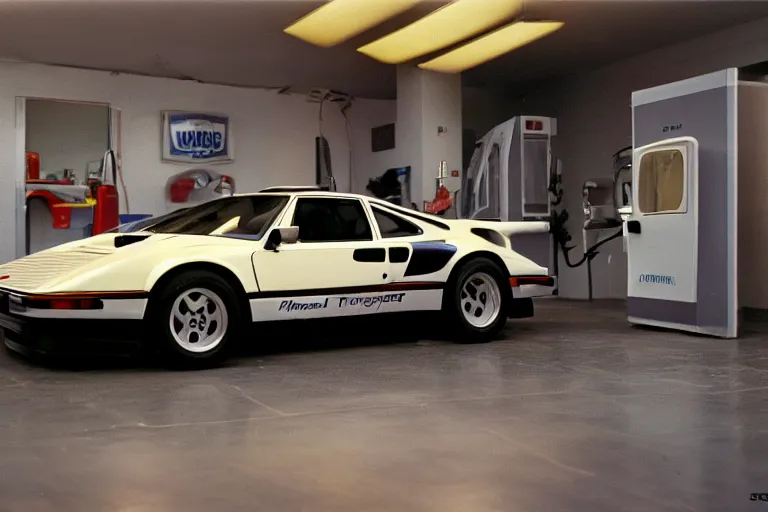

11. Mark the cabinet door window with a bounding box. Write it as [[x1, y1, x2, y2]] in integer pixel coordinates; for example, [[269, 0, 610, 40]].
[[292, 198, 373, 242], [522, 137, 550, 216], [638, 149, 685, 214]]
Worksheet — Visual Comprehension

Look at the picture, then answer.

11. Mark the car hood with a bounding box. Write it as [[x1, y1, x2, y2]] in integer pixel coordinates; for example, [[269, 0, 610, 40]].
[[0, 233, 213, 294]]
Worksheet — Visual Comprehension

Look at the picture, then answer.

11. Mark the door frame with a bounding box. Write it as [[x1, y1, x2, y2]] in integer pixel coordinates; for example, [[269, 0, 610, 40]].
[[14, 97, 121, 258], [466, 123, 508, 221], [467, 131, 491, 220]]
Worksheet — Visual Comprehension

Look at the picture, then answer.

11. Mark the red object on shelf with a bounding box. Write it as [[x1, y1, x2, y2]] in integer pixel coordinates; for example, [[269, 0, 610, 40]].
[[219, 175, 235, 195], [92, 184, 119, 235], [26, 179, 73, 185], [26, 190, 73, 229], [423, 185, 453, 215], [26, 152, 40, 180], [87, 179, 101, 199], [169, 178, 197, 203]]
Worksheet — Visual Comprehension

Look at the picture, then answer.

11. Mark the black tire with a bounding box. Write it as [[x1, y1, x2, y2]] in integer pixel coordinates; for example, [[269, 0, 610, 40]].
[[443, 257, 510, 344], [147, 270, 242, 368]]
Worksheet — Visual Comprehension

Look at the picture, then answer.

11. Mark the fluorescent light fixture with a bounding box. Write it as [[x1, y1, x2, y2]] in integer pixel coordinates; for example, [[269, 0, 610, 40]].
[[358, 0, 523, 64], [419, 21, 564, 73], [284, 0, 423, 48]]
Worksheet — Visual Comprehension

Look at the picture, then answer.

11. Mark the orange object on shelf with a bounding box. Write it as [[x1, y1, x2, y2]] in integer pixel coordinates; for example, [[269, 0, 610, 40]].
[[26, 152, 40, 180]]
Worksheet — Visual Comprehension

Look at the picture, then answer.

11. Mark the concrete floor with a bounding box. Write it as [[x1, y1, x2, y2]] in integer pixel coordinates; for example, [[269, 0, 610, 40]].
[[0, 299, 767, 512]]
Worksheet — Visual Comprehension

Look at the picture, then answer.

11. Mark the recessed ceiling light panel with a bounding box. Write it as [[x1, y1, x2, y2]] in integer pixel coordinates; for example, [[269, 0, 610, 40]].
[[284, 0, 423, 48], [358, 0, 523, 64], [418, 21, 564, 73]]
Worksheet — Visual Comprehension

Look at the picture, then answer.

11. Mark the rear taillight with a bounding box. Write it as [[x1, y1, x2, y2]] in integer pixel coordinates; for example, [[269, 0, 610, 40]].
[[23, 297, 104, 310]]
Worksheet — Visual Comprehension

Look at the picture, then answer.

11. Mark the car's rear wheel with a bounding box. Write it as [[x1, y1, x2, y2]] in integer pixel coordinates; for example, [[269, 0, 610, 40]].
[[443, 257, 509, 343], [148, 270, 241, 368]]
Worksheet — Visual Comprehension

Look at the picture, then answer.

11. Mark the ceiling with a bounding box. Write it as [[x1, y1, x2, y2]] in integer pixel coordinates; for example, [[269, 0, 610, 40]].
[[0, 0, 766, 99]]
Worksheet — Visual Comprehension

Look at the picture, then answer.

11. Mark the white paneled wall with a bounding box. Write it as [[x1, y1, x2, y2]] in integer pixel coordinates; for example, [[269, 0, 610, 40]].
[[0, 62, 397, 264]]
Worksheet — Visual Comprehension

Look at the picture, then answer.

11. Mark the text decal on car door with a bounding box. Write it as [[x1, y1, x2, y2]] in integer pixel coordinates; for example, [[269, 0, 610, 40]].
[[337, 293, 405, 310], [276, 293, 408, 313], [278, 298, 329, 312]]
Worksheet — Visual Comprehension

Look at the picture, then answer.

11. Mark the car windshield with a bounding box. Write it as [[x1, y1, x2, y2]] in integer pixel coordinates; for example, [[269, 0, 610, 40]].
[[128, 195, 289, 239], [107, 208, 191, 234]]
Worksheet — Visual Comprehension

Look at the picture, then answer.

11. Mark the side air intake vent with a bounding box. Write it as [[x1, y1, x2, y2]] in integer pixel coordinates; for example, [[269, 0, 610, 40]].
[[115, 234, 151, 248], [471, 228, 508, 248]]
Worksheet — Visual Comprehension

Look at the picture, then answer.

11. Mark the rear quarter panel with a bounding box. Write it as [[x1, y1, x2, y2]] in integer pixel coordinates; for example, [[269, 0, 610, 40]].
[[394, 231, 548, 284]]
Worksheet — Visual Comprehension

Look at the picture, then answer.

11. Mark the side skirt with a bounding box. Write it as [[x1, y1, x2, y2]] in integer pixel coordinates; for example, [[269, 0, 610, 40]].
[[249, 283, 444, 322]]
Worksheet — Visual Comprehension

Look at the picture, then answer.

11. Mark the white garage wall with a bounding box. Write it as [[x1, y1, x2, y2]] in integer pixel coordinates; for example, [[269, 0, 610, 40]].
[[0, 62, 397, 264], [349, 101, 399, 195], [25, 99, 110, 182], [505, 16, 768, 299]]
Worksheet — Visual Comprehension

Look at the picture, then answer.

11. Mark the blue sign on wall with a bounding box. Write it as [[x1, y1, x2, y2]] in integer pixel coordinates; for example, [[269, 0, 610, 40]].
[[162, 111, 233, 163]]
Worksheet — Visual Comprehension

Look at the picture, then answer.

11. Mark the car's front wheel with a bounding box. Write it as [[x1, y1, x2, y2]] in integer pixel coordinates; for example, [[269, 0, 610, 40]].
[[148, 270, 242, 368], [444, 257, 509, 343]]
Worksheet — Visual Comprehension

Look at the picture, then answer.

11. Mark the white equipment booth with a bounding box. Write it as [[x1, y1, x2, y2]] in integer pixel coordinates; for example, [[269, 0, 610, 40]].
[[626, 68, 768, 338], [460, 116, 556, 282]]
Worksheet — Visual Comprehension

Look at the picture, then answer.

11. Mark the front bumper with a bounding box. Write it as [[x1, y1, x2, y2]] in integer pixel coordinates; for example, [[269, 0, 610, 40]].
[[0, 296, 143, 358]]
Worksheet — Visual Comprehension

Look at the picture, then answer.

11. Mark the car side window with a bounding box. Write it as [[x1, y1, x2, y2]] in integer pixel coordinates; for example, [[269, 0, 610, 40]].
[[371, 206, 423, 238], [292, 198, 373, 242]]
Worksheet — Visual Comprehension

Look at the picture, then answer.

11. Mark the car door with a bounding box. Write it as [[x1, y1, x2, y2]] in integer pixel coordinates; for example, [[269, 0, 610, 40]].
[[367, 203, 422, 282], [366, 202, 446, 313], [250, 196, 393, 320]]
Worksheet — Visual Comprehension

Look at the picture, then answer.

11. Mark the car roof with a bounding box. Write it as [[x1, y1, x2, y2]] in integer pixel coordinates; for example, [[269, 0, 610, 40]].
[[244, 189, 455, 229], [236, 190, 377, 201]]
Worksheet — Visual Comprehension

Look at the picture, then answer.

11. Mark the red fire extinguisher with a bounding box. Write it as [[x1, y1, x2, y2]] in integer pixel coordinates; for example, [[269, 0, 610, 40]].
[[26, 152, 40, 180], [92, 150, 120, 235]]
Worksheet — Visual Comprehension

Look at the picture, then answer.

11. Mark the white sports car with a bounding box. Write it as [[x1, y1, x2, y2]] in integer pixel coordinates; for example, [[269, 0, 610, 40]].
[[0, 187, 554, 367]]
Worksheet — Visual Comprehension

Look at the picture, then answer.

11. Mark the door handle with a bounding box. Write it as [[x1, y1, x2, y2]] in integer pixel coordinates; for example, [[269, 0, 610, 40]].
[[353, 248, 386, 262], [627, 220, 641, 234], [388, 247, 410, 263]]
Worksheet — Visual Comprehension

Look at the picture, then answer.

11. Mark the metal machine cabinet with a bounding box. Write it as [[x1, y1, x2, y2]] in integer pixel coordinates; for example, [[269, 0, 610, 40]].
[[459, 116, 556, 279], [627, 68, 768, 338]]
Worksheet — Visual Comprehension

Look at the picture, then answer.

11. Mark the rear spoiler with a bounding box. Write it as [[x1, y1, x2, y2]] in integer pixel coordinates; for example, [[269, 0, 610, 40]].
[[465, 220, 550, 237]]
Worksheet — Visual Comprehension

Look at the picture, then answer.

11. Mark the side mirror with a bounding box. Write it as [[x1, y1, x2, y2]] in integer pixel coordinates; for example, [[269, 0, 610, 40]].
[[265, 226, 299, 251]]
